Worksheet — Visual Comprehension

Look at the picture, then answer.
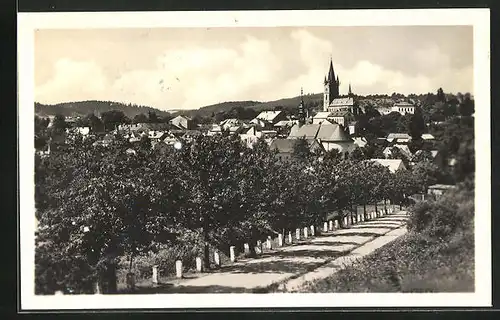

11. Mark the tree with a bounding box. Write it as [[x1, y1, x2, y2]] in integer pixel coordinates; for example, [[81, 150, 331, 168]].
[[86, 113, 104, 133], [35, 140, 179, 294], [458, 94, 474, 117], [148, 111, 159, 123], [437, 88, 446, 103], [408, 106, 425, 140], [101, 110, 130, 131], [412, 161, 440, 193], [292, 137, 311, 161], [51, 114, 67, 134], [349, 147, 365, 161], [133, 113, 148, 124], [170, 135, 245, 268]]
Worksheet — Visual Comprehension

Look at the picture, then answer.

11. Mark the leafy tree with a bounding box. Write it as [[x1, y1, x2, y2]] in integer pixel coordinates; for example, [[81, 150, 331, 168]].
[[86, 113, 104, 133], [292, 137, 312, 161], [412, 161, 440, 193], [51, 114, 67, 134], [148, 111, 159, 123], [408, 106, 425, 140], [458, 94, 474, 117], [133, 113, 148, 124], [349, 147, 365, 161], [35, 140, 179, 294], [101, 110, 130, 131], [437, 88, 446, 103]]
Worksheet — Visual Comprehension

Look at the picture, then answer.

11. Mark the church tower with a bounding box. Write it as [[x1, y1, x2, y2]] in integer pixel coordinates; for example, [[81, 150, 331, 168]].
[[298, 87, 306, 126], [323, 58, 340, 111]]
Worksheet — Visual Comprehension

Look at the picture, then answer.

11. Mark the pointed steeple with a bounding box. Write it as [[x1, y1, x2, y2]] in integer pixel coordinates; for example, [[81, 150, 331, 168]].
[[328, 58, 336, 83], [324, 75, 328, 85], [348, 83, 352, 95], [298, 87, 306, 126]]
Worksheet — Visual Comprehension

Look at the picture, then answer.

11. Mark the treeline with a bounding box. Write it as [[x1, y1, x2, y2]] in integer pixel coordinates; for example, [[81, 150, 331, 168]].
[[34, 128, 474, 294], [35, 101, 171, 119]]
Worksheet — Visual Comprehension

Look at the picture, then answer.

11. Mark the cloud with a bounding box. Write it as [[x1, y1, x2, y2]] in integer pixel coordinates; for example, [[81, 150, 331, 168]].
[[35, 29, 473, 110], [36, 59, 108, 103]]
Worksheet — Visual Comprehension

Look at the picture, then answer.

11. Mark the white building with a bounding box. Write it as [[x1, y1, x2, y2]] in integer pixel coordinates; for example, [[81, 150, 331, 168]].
[[391, 102, 415, 115]]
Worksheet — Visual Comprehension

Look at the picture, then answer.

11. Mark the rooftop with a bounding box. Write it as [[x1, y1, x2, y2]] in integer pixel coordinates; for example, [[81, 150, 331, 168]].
[[369, 159, 406, 173], [329, 97, 354, 106]]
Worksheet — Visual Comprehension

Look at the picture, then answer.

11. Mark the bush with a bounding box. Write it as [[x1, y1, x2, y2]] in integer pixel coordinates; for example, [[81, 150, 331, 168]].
[[407, 181, 474, 239]]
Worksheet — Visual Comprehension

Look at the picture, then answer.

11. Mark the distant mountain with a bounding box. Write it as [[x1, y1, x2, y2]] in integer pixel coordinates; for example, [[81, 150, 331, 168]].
[[186, 101, 262, 117], [183, 94, 323, 118], [35, 100, 172, 119]]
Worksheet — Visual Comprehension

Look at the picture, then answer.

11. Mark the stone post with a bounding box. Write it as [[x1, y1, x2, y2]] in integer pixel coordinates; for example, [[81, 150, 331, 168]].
[[303, 227, 308, 238], [343, 216, 348, 227], [175, 260, 183, 278], [152, 265, 158, 284], [214, 251, 221, 266], [310, 225, 315, 237], [230, 246, 236, 262], [329, 220, 333, 231], [196, 257, 203, 272], [278, 234, 284, 247], [323, 222, 328, 232], [256, 241, 262, 254], [288, 231, 293, 244], [296, 228, 301, 240], [266, 237, 272, 250], [334, 220, 339, 229], [244, 243, 250, 255]]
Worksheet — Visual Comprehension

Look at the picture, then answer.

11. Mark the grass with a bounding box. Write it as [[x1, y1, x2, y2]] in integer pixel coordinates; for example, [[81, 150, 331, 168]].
[[296, 224, 474, 293]]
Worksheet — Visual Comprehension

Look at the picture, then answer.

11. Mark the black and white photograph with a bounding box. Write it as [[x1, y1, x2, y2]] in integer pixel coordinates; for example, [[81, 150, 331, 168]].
[[18, 9, 490, 310]]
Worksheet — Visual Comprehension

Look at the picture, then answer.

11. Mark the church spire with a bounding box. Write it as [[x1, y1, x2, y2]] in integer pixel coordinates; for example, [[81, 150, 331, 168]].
[[328, 58, 336, 83], [348, 83, 352, 95], [298, 87, 306, 126]]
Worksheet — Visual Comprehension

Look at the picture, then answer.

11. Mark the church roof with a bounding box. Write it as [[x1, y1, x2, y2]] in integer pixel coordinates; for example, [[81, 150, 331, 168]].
[[316, 122, 352, 141], [288, 122, 351, 142], [270, 138, 324, 154], [329, 97, 354, 107], [288, 123, 321, 139]]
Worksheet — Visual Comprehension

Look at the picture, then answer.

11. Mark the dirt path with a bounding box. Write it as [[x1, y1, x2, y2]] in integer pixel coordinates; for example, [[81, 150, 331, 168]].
[[161, 211, 409, 293]]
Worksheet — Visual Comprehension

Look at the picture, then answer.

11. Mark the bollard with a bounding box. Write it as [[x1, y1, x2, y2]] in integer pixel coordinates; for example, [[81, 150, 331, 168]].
[[278, 234, 284, 247], [196, 257, 203, 272], [94, 281, 101, 295], [343, 216, 348, 227], [55, 290, 64, 295], [152, 265, 158, 284], [126, 272, 135, 290], [230, 246, 236, 262], [256, 240, 262, 254], [303, 227, 308, 238], [329, 220, 333, 231], [175, 260, 183, 278], [266, 237, 272, 250], [323, 222, 328, 232], [214, 251, 221, 266], [310, 225, 315, 237], [244, 243, 250, 255], [296, 228, 301, 241], [334, 220, 339, 229], [288, 231, 293, 244]]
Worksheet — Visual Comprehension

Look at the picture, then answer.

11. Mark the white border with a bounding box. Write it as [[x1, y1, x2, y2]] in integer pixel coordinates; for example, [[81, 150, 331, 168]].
[[18, 9, 491, 310]]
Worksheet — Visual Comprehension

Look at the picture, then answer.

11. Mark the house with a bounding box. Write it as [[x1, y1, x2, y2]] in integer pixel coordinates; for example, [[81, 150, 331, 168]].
[[273, 120, 298, 137], [391, 102, 415, 115], [377, 106, 393, 115], [162, 132, 180, 146], [240, 127, 277, 148], [353, 137, 368, 148], [148, 130, 166, 142], [369, 159, 407, 173], [347, 121, 357, 135], [220, 118, 242, 130], [254, 110, 287, 124], [383, 144, 412, 159], [428, 184, 456, 199], [169, 115, 193, 130], [328, 110, 355, 127], [92, 133, 115, 147], [269, 138, 325, 160], [386, 133, 411, 144], [422, 133, 435, 140]]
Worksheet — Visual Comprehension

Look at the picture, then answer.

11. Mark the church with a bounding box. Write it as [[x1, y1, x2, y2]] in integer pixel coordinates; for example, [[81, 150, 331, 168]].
[[322, 58, 357, 114]]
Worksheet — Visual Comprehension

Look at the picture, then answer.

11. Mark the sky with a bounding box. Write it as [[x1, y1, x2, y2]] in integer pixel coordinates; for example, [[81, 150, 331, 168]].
[[34, 26, 473, 111]]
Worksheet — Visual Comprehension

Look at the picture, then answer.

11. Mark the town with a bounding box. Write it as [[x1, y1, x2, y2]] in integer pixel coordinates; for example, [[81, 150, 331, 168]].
[[34, 58, 475, 295]]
